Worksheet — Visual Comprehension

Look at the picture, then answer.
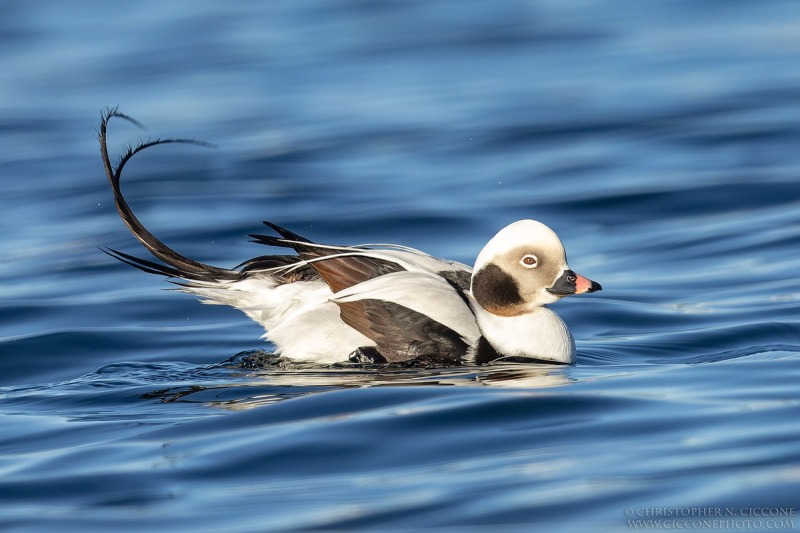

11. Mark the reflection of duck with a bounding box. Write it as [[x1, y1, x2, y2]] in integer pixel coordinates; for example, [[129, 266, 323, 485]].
[[146, 363, 573, 412], [100, 109, 600, 366]]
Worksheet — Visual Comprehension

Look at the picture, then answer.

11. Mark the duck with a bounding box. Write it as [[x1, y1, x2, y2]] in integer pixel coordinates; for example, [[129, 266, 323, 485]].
[[99, 109, 601, 366]]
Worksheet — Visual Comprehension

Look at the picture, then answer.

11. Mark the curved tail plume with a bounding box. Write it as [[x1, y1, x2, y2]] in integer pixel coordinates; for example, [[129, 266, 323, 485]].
[[99, 108, 234, 281]]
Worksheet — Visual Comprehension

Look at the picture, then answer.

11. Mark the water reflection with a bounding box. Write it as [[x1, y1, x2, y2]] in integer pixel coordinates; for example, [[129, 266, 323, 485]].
[[141, 352, 574, 411]]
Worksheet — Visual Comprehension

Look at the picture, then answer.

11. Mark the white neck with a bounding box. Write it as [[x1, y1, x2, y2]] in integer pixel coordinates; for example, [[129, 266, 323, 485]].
[[470, 301, 575, 364]]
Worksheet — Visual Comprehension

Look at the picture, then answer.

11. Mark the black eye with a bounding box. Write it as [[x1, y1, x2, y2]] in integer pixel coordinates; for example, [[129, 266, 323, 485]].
[[567, 274, 576, 283], [520, 254, 538, 268]]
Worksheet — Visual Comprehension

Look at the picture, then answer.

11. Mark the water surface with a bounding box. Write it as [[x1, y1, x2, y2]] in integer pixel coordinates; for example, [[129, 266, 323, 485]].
[[1, 1, 800, 531]]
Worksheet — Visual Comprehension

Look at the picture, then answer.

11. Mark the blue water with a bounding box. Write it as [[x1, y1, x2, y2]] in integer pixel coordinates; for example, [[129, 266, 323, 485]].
[[2, 1, 800, 531]]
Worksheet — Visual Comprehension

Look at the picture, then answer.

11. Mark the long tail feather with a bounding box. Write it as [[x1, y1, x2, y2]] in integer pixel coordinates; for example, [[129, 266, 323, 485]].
[[99, 108, 234, 281]]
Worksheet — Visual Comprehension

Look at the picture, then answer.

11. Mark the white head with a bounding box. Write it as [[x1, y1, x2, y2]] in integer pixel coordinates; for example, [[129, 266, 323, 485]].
[[470, 220, 600, 316]]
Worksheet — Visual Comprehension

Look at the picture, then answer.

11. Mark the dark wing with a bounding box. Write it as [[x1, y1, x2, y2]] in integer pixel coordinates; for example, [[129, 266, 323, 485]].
[[337, 299, 469, 365], [236, 254, 319, 282], [249, 221, 406, 293], [437, 269, 471, 292]]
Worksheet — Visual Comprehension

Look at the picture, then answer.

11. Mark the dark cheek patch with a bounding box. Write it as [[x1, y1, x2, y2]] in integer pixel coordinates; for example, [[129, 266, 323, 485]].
[[472, 264, 523, 312]]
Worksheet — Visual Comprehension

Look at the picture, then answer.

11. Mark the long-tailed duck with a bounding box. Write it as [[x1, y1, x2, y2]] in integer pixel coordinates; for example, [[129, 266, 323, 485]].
[[100, 109, 601, 366]]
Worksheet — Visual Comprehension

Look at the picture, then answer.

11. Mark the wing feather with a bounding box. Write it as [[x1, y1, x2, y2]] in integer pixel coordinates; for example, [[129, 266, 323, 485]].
[[338, 299, 467, 364], [333, 271, 480, 363]]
